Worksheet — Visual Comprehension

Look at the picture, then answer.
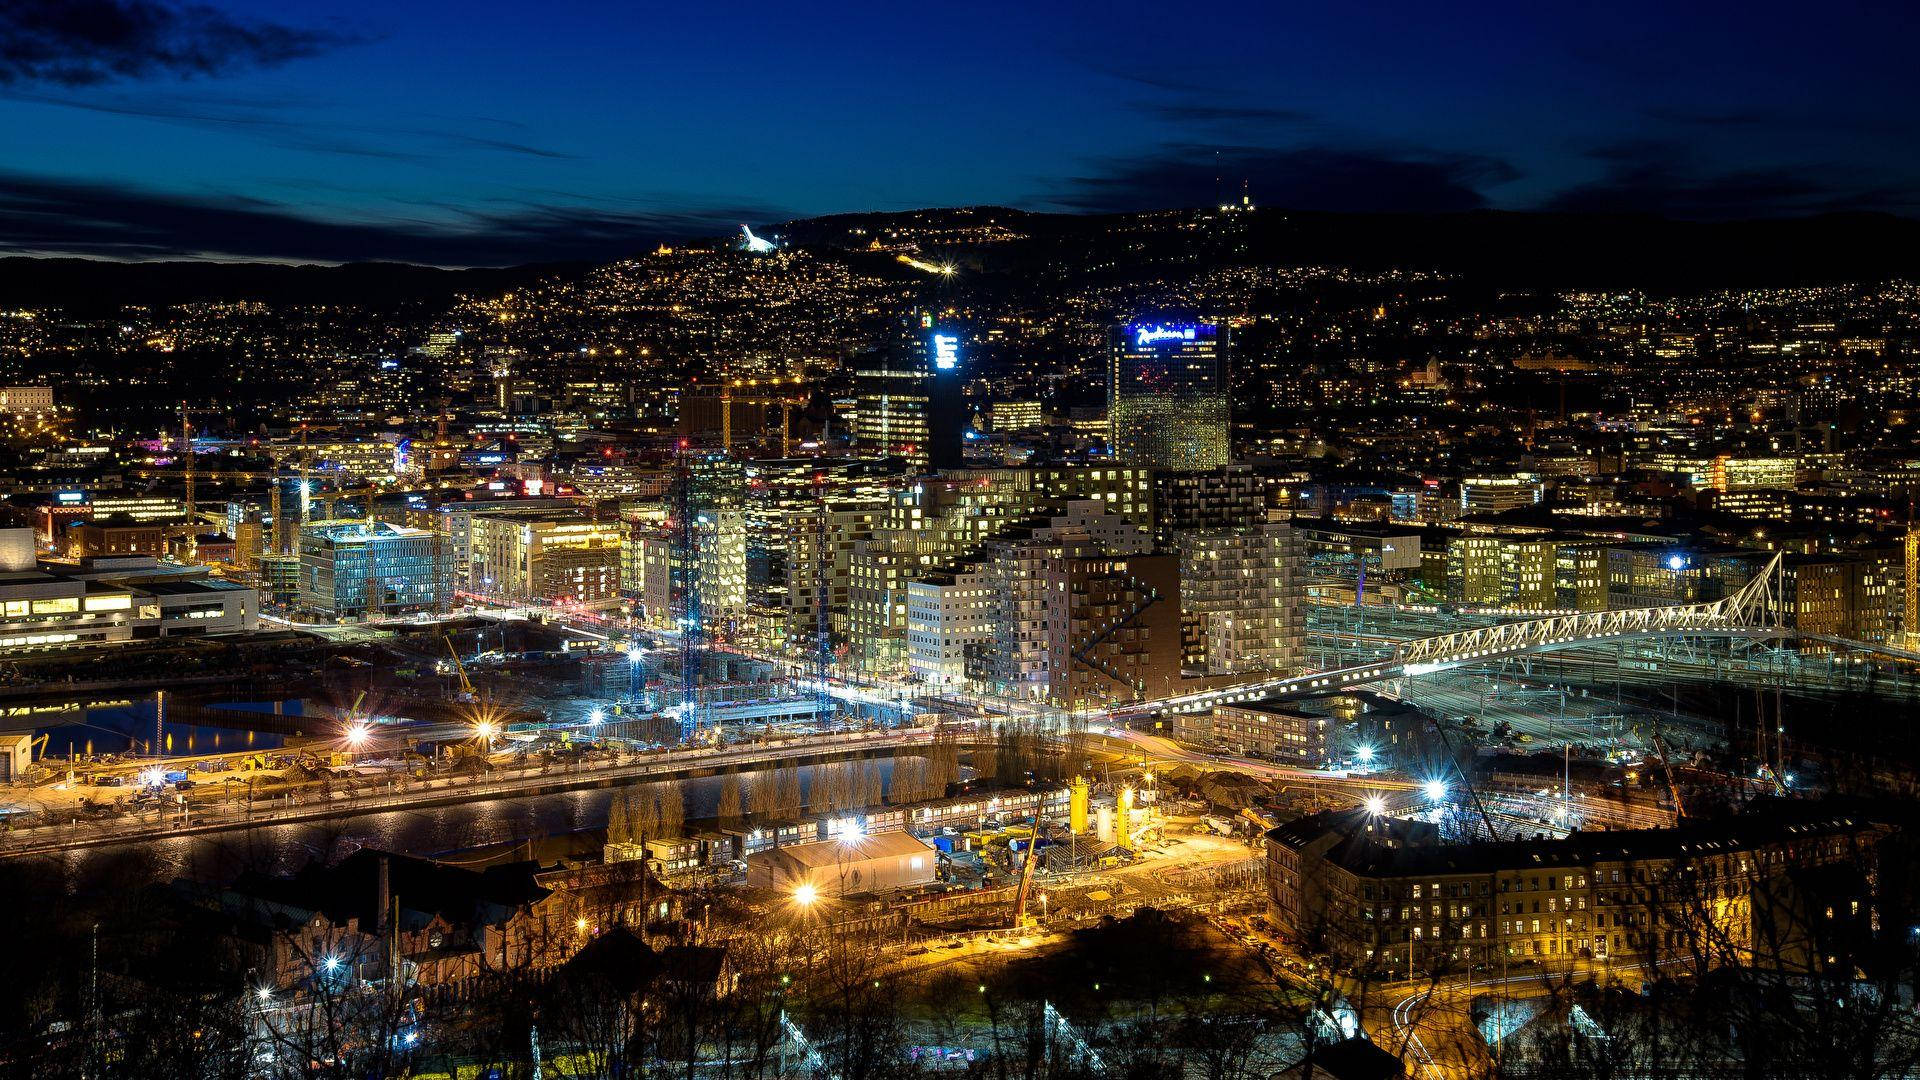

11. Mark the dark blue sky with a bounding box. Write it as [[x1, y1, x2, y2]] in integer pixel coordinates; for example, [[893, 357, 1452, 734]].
[[2, 0, 1917, 265]]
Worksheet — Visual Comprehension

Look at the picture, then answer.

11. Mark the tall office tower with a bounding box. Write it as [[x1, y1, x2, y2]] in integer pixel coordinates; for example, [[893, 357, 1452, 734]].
[[853, 314, 965, 470], [1108, 320, 1230, 470]]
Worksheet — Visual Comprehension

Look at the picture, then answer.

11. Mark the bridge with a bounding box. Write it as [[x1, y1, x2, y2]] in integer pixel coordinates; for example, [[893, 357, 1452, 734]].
[[1113, 555, 1789, 720]]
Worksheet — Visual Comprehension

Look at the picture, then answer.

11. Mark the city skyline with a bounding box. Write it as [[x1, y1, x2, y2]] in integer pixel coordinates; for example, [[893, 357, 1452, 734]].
[[2, 0, 1919, 265]]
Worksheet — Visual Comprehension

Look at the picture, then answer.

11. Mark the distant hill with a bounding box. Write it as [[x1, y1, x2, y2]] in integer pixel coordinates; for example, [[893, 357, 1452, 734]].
[[0, 258, 587, 311], [4, 207, 1916, 308], [780, 205, 1920, 291]]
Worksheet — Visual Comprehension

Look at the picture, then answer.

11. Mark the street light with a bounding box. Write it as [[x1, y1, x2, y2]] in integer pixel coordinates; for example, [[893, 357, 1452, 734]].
[[792, 883, 818, 908], [1364, 795, 1386, 816], [1354, 744, 1376, 764], [344, 725, 370, 750], [587, 708, 605, 727], [1422, 778, 1449, 802]]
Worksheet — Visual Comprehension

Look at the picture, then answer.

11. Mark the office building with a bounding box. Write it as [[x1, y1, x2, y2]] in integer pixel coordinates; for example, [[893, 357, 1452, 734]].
[[468, 511, 623, 610], [298, 521, 448, 619], [1107, 320, 1230, 470], [852, 315, 965, 469]]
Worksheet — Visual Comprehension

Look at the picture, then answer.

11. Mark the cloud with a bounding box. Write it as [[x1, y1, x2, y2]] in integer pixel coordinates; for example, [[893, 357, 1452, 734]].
[[1144, 102, 1312, 126], [0, 0, 361, 87], [1540, 140, 1920, 218], [0, 171, 787, 265], [5, 88, 578, 161], [1050, 143, 1518, 214]]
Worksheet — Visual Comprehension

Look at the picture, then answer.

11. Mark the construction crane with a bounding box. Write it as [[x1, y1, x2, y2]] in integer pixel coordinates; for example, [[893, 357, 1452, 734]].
[[444, 636, 477, 701], [1011, 815, 1042, 928], [1648, 731, 1688, 819]]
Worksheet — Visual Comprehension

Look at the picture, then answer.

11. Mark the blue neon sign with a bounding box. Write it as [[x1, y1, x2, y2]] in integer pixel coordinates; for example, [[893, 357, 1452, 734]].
[[932, 333, 960, 370], [1131, 323, 1213, 347]]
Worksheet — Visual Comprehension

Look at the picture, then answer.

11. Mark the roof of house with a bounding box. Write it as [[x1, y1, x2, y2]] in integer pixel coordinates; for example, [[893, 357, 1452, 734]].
[[760, 830, 935, 869]]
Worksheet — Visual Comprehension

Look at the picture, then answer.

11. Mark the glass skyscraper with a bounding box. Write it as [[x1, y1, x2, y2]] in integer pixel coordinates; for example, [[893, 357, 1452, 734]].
[[1107, 320, 1230, 470]]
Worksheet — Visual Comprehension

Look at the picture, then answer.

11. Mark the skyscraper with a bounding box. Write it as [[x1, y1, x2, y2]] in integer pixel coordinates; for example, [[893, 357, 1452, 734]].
[[1107, 320, 1230, 470], [853, 314, 965, 470]]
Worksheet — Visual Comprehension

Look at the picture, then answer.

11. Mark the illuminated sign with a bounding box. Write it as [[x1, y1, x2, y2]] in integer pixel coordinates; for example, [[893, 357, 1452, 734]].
[[1132, 323, 1213, 347], [54, 491, 85, 504], [932, 333, 960, 371]]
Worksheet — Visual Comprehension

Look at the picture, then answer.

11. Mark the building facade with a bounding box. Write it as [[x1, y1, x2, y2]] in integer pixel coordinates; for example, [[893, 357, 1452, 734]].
[[1107, 321, 1230, 470]]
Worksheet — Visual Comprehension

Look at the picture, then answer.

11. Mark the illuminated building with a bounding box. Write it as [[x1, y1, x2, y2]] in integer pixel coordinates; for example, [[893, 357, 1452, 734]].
[[1266, 802, 1880, 976], [1172, 703, 1329, 766], [433, 498, 577, 592], [906, 565, 994, 688], [1153, 465, 1267, 548], [468, 511, 623, 609], [1711, 454, 1799, 492], [1107, 320, 1229, 470], [986, 400, 1044, 432], [1176, 523, 1302, 675], [297, 520, 448, 619], [1044, 551, 1183, 708], [0, 386, 55, 419], [0, 529, 259, 650], [852, 316, 965, 469], [34, 491, 184, 544], [1459, 476, 1544, 516], [1446, 536, 1558, 610]]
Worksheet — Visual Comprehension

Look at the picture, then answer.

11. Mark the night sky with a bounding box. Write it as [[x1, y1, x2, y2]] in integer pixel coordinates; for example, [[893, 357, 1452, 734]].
[[2, 0, 1917, 266]]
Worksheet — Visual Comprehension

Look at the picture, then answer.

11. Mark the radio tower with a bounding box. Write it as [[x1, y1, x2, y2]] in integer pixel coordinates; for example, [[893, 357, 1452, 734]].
[[672, 446, 703, 742]]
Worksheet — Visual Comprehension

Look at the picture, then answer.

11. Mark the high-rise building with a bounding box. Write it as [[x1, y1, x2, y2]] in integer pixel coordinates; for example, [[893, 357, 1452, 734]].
[[1177, 522, 1302, 675], [1153, 465, 1267, 548], [853, 315, 966, 469], [1107, 321, 1230, 470], [1044, 551, 1183, 708]]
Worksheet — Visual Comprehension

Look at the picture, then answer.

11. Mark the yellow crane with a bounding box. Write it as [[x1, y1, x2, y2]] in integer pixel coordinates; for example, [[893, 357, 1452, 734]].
[[444, 636, 477, 701]]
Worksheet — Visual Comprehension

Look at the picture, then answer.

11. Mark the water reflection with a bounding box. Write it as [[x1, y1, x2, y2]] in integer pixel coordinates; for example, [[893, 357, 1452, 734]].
[[37, 757, 909, 894]]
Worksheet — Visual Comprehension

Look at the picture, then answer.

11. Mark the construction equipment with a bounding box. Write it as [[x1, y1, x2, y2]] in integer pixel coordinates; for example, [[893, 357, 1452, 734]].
[[1648, 731, 1688, 819], [1011, 816, 1042, 928], [444, 636, 477, 701]]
